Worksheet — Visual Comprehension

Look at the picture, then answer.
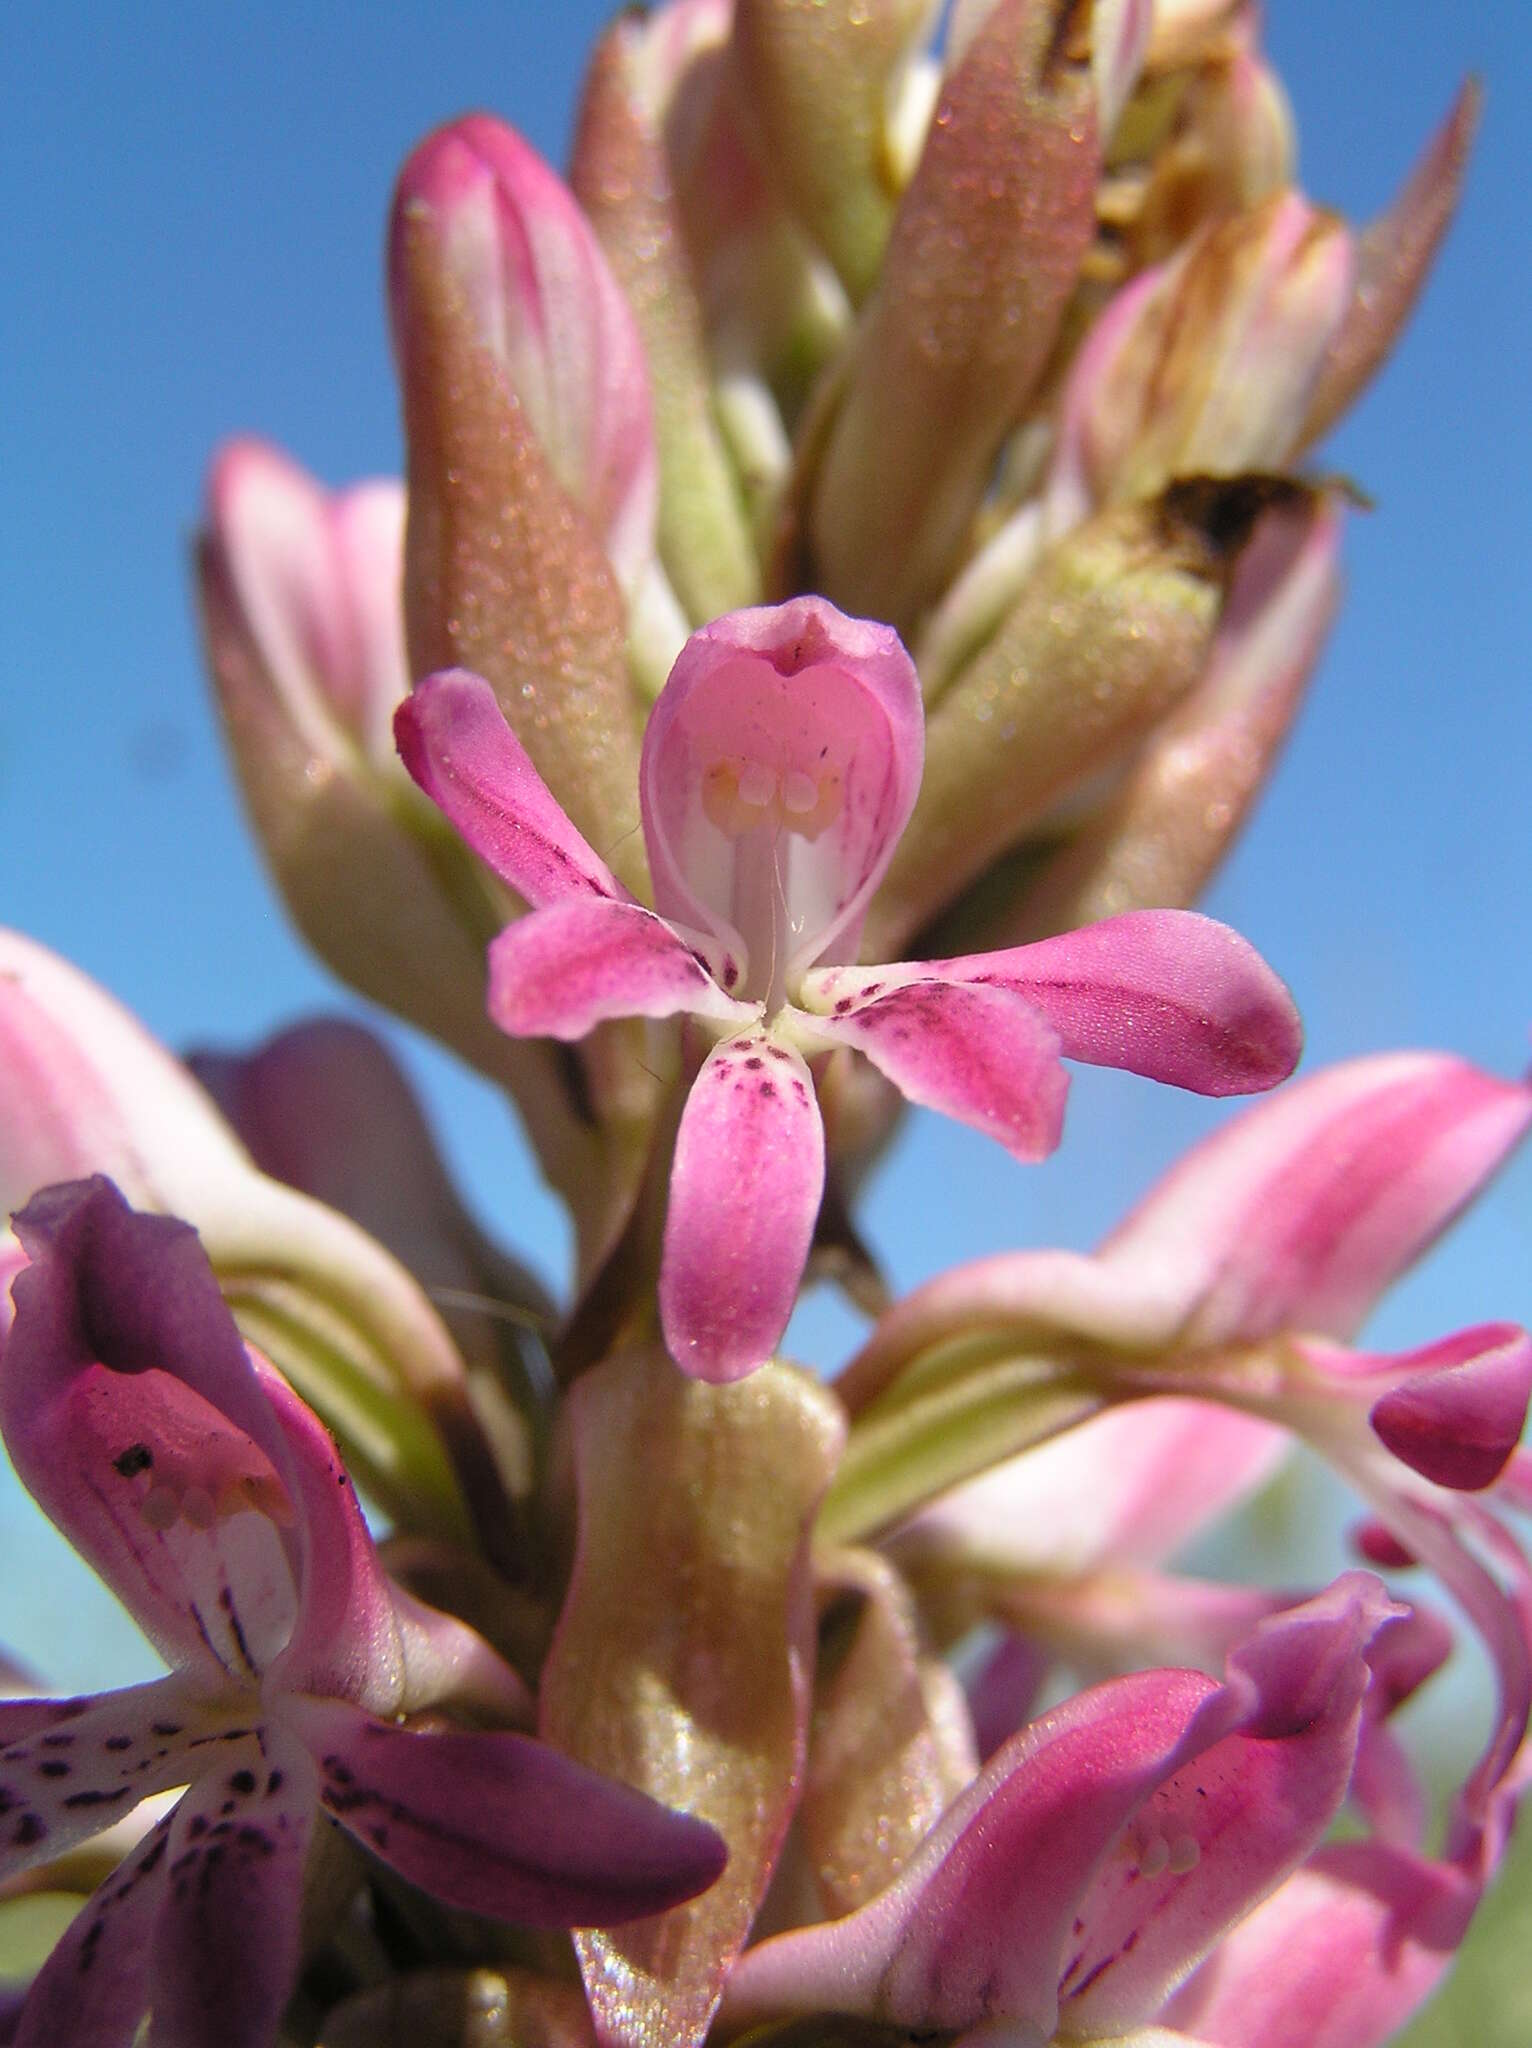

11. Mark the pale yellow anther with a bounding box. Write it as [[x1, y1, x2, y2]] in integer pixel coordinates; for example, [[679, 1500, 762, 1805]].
[[700, 754, 846, 842]]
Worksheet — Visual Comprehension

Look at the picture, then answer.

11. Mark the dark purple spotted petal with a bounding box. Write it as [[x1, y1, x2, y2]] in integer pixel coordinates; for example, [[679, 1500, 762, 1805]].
[[284, 1694, 726, 1927], [0, 1677, 244, 1883]]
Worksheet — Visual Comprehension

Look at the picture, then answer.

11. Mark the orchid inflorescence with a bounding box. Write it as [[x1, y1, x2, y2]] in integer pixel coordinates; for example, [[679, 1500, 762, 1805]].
[[0, 4, 1522, 2046]]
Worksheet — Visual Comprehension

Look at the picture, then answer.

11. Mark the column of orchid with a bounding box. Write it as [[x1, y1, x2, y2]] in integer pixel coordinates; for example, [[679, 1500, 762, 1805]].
[[0, 6, 1521, 2048]]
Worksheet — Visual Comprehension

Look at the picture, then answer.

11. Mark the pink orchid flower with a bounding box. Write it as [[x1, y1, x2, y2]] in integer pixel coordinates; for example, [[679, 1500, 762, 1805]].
[[0, 1179, 724, 2048], [841, 1050, 1532, 1850], [721, 1573, 1404, 2043], [396, 595, 1301, 1381]]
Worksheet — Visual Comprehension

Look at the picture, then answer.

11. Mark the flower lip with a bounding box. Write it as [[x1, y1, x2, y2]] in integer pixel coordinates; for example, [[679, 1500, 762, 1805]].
[[638, 597, 925, 1005]]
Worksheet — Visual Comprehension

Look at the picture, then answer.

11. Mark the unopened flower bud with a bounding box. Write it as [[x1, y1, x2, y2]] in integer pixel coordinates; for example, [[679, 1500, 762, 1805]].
[[798, 0, 1102, 632], [388, 122, 648, 886], [391, 114, 658, 595], [1046, 191, 1354, 530], [730, 0, 944, 305], [572, 14, 762, 623], [866, 477, 1303, 955]]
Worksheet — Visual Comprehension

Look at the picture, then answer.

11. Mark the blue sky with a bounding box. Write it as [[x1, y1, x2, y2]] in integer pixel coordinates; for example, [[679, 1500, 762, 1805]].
[[3, 1, 1529, 1686]]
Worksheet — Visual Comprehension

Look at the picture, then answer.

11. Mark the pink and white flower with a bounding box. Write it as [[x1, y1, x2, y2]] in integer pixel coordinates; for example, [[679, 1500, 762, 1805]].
[[0, 1179, 724, 2048], [397, 595, 1301, 1381]]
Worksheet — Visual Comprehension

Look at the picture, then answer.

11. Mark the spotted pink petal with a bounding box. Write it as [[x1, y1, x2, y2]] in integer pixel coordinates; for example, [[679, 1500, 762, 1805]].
[[284, 1695, 726, 1927], [0, 1676, 237, 1881], [1102, 1052, 1532, 1347], [659, 1033, 825, 1382], [932, 909, 1302, 1097], [487, 897, 750, 1040], [395, 668, 627, 907], [389, 114, 657, 591], [721, 1576, 1396, 2038], [640, 598, 924, 979], [797, 975, 1068, 1162], [141, 1728, 317, 2048], [13, 1804, 168, 2048]]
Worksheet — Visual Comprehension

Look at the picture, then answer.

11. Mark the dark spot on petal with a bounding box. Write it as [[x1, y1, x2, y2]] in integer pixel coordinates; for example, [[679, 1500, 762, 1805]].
[[266, 1770, 284, 1795], [151, 1721, 182, 1738], [104, 1734, 132, 1753], [229, 1770, 256, 1796], [112, 1443, 153, 1478], [38, 1760, 70, 1779], [766, 1044, 791, 1061], [63, 1787, 130, 1810], [757, 1080, 776, 1098], [13, 1813, 46, 1847], [40, 1733, 75, 1750], [834, 998, 853, 1014], [722, 959, 739, 989], [188, 1815, 208, 1839], [744, 1056, 764, 1070]]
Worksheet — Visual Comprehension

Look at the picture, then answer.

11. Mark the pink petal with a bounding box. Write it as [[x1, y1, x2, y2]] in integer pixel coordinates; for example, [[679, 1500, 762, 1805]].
[[1165, 1831, 1502, 2048], [12, 1806, 169, 2048], [639, 598, 924, 978], [1369, 1324, 1532, 1492], [258, 1362, 527, 1724], [488, 898, 750, 1040], [389, 115, 657, 591], [142, 1728, 317, 2048], [896, 1401, 1285, 1579], [1058, 1577, 1398, 2040], [0, 928, 256, 1226], [284, 1695, 726, 1927], [933, 909, 1302, 1097], [0, 1677, 237, 1881], [721, 1576, 1396, 2038], [201, 437, 408, 765], [395, 668, 627, 907], [659, 1033, 825, 1382], [2, 1181, 300, 1681], [796, 974, 1068, 1162], [1103, 1052, 1532, 1346]]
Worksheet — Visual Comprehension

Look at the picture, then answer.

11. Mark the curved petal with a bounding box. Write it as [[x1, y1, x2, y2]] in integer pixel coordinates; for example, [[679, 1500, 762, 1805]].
[[143, 1726, 317, 2048], [0, 929, 255, 1226], [395, 669, 627, 907], [1368, 1323, 1532, 1493], [721, 1576, 1395, 2038], [1164, 1831, 1501, 2048], [284, 1695, 726, 1928], [931, 910, 1302, 1097], [488, 898, 750, 1040], [895, 1401, 1285, 1579], [200, 438, 408, 770], [12, 1804, 171, 2048], [795, 976, 1067, 1162], [1100, 1052, 1532, 1347], [0, 1676, 240, 1883], [2, 1182, 299, 1680], [659, 1034, 825, 1382], [640, 598, 924, 978]]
